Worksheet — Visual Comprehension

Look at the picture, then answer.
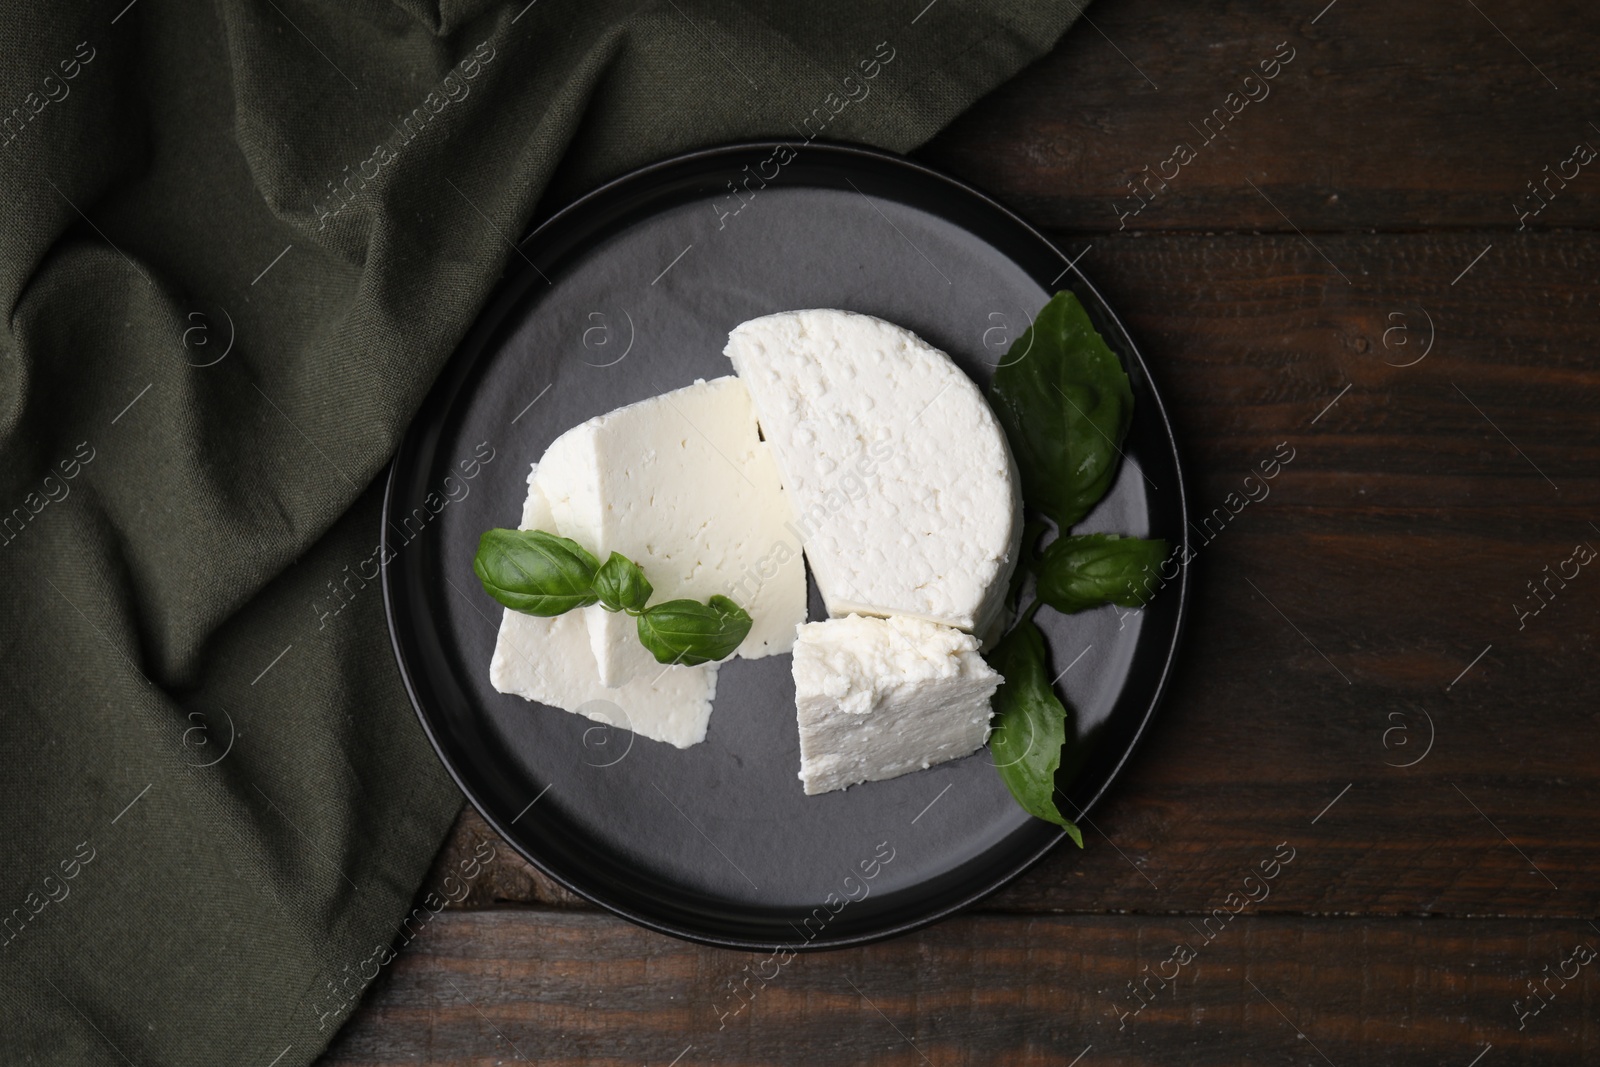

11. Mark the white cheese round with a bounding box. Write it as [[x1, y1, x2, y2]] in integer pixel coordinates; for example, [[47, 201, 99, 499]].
[[726, 309, 1022, 636]]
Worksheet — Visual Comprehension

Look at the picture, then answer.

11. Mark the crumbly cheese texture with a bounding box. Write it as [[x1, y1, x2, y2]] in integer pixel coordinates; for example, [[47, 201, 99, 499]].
[[725, 310, 1022, 637], [488, 466, 719, 749], [535, 376, 806, 686], [792, 614, 1002, 795]]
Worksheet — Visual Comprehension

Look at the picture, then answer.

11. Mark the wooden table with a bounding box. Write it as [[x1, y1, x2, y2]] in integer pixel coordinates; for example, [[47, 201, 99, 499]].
[[325, 2, 1600, 1062]]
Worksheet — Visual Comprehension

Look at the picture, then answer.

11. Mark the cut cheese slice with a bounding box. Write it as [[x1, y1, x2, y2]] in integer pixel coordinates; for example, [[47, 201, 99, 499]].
[[488, 466, 719, 749], [725, 310, 1021, 638], [792, 614, 1001, 795], [534, 375, 805, 687]]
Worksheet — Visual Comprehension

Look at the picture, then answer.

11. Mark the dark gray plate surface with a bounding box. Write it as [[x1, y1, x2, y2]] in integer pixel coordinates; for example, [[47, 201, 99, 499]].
[[382, 142, 1189, 949]]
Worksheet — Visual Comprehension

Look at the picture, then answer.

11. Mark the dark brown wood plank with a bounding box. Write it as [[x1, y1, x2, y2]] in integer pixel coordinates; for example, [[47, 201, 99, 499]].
[[981, 228, 1600, 916], [323, 909, 1600, 1065], [917, 0, 1600, 233], [432, 230, 1600, 920]]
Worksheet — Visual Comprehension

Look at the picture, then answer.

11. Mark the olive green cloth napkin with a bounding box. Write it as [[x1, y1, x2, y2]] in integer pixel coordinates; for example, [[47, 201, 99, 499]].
[[0, 1, 1081, 1063]]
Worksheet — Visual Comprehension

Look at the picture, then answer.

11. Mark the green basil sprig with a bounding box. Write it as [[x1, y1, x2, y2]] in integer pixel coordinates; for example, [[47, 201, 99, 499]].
[[635, 596, 753, 667], [473, 529, 600, 616], [982, 290, 1169, 846], [986, 620, 1083, 846], [473, 529, 751, 666], [988, 290, 1134, 531], [594, 552, 653, 614], [1035, 534, 1169, 615]]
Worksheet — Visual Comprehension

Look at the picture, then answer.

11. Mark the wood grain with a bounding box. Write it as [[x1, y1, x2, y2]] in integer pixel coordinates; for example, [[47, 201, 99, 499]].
[[918, 0, 1600, 234], [425, 806, 588, 910], [323, 909, 1600, 1066]]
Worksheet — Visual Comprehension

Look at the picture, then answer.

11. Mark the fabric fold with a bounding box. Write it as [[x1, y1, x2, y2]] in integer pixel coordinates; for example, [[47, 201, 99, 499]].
[[0, 1, 1084, 1063]]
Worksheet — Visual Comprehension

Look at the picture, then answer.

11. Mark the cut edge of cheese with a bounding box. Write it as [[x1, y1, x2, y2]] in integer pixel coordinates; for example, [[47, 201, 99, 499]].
[[489, 609, 720, 748], [791, 613, 1002, 795]]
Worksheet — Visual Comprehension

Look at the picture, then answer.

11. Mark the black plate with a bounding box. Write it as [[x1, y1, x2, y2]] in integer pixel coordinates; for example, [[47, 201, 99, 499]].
[[382, 142, 1189, 950]]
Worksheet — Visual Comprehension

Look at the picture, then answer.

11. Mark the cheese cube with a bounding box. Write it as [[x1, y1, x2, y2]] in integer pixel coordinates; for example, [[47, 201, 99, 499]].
[[792, 614, 1001, 795], [535, 376, 806, 686], [488, 467, 719, 749], [725, 310, 1022, 638]]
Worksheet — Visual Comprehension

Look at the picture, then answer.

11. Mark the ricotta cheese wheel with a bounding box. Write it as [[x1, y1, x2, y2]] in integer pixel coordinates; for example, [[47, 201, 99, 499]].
[[726, 309, 1021, 637]]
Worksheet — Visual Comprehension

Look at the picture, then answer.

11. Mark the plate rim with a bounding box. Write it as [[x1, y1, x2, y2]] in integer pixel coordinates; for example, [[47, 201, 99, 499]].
[[381, 138, 1191, 951]]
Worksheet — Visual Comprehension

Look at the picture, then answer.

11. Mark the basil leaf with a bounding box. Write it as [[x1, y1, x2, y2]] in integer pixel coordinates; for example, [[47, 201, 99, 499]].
[[986, 619, 1083, 846], [988, 290, 1134, 529], [472, 528, 600, 616], [593, 552, 653, 614], [635, 595, 752, 666], [1035, 534, 1169, 615]]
